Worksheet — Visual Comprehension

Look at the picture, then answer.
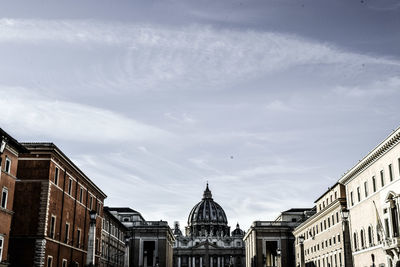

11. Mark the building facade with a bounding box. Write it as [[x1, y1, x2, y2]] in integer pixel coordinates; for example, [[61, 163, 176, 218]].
[[173, 184, 245, 267], [293, 183, 352, 267], [0, 129, 27, 266], [244, 209, 314, 267], [9, 142, 107, 267], [339, 128, 400, 267], [100, 207, 128, 267], [108, 207, 175, 267]]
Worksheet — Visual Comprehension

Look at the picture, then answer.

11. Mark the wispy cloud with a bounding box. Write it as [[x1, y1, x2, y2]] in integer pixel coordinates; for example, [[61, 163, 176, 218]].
[[0, 86, 171, 143], [0, 18, 399, 93]]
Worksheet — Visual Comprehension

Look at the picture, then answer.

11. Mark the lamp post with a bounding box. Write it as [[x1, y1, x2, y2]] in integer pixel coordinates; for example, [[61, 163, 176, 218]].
[[299, 235, 305, 267], [341, 209, 354, 267], [86, 210, 97, 266]]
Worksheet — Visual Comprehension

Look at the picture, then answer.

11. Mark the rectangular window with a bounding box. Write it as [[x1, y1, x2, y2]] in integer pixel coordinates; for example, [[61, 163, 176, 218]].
[[385, 218, 390, 237], [381, 170, 385, 187], [1, 187, 8, 209], [357, 187, 361, 202], [77, 229, 81, 247], [68, 178, 72, 195], [372, 176, 376, 192], [62, 259, 67, 267], [5, 157, 11, 174], [50, 216, 56, 239], [79, 187, 83, 203], [364, 181, 368, 197], [89, 196, 93, 210], [334, 191, 337, 199], [0, 236, 4, 262], [398, 158, 400, 176], [389, 164, 393, 181], [332, 214, 335, 225], [47, 256, 53, 267], [65, 223, 70, 243], [54, 167, 59, 186], [336, 212, 339, 223], [338, 234, 341, 243], [350, 191, 354, 206]]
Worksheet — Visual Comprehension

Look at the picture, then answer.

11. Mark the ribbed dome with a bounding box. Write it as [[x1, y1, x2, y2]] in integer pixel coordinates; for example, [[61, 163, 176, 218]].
[[188, 184, 228, 225], [187, 184, 229, 237], [231, 223, 244, 236]]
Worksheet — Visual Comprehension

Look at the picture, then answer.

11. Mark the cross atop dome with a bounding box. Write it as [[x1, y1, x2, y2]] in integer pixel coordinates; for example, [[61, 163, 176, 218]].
[[202, 182, 213, 200]]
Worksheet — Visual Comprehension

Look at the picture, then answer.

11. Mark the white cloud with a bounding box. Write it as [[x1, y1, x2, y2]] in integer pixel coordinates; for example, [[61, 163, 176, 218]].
[[0, 86, 171, 143], [333, 76, 400, 97]]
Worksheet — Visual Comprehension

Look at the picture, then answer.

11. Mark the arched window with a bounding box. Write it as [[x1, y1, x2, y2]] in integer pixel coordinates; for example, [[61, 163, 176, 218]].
[[368, 226, 373, 246], [376, 225, 381, 243], [353, 232, 358, 251], [360, 229, 365, 248]]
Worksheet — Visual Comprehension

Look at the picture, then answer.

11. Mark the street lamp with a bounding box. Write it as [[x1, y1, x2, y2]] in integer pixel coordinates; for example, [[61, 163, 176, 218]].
[[299, 235, 305, 267], [276, 248, 281, 267], [86, 210, 97, 266], [341, 208, 353, 267]]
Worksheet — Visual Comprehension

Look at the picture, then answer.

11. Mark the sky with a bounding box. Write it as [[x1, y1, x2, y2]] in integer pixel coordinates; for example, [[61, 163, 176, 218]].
[[0, 0, 400, 231]]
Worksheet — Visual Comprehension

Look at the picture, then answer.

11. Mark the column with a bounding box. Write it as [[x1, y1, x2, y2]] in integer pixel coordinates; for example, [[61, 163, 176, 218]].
[[217, 257, 221, 267], [221, 257, 224, 267], [210, 256, 213, 267], [193, 257, 196, 267], [189, 256, 192, 267], [178, 256, 181, 267], [200, 257, 203, 267]]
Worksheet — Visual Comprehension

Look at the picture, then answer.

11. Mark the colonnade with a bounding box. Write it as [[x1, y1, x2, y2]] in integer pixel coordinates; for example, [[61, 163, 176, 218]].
[[176, 255, 229, 267]]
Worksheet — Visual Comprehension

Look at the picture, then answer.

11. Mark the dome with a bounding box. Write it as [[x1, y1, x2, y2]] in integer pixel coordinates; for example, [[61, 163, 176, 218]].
[[187, 184, 230, 237], [231, 223, 245, 236]]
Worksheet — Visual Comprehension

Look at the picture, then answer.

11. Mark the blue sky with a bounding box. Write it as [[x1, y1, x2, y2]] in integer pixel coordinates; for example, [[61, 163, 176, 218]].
[[0, 0, 399, 230]]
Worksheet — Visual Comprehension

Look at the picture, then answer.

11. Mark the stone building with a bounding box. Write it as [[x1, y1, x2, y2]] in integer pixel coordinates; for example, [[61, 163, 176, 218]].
[[244, 208, 314, 267], [0, 129, 27, 266], [9, 142, 107, 267], [293, 183, 353, 267], [100, 207, 129, 267], [173, 184, 246, 267], [339, 127, 400, 267], [108, 207, 175, 267]]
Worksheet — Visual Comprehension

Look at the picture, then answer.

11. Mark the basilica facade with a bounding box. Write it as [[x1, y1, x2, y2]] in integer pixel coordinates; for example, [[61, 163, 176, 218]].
[[173, 184, 245, 267]]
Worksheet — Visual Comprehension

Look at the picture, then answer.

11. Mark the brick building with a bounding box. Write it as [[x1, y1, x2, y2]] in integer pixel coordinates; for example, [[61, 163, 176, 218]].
[[9, 143, 107, 267], [100, 207, 128, 267], [0, 129, 27, 266]]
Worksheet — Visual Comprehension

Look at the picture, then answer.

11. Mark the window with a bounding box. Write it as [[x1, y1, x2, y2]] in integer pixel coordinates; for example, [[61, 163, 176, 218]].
[[337, 234, 341, 243], [350, 191, 354, 206], [77, 229, 81, 247], [68, 178, 72, 195], [381, 170, 385, 187], [50, 216, 56, 239], [372, 176, 376, 192], [389, 164, 393, 182], [54, 167, 59, 186], [398, 158, 400, 176], [357, 187, 361, 202], [47, 256, 53, 267], [62, 259, 67, 267], [360, 229, 365, 248], [0, 236, 4, 262], [364, 181, 368, 197], [65, 223, 70, 243], [335, 191, 337, 199], [385, 218, 390, 237], [89, 196, 93, 210], [79, 187, 83, 203], [1, 187, 8, 209], [368, 226, 373, 245], [336, 212, 339, 223], [4, 157, 11, 174], [353, 232, 358, 250]]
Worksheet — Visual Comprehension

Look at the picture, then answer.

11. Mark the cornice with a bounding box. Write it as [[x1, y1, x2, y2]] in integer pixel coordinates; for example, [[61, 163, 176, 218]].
[[339, 127, 400, 185], [293, 198, 345, 234]]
